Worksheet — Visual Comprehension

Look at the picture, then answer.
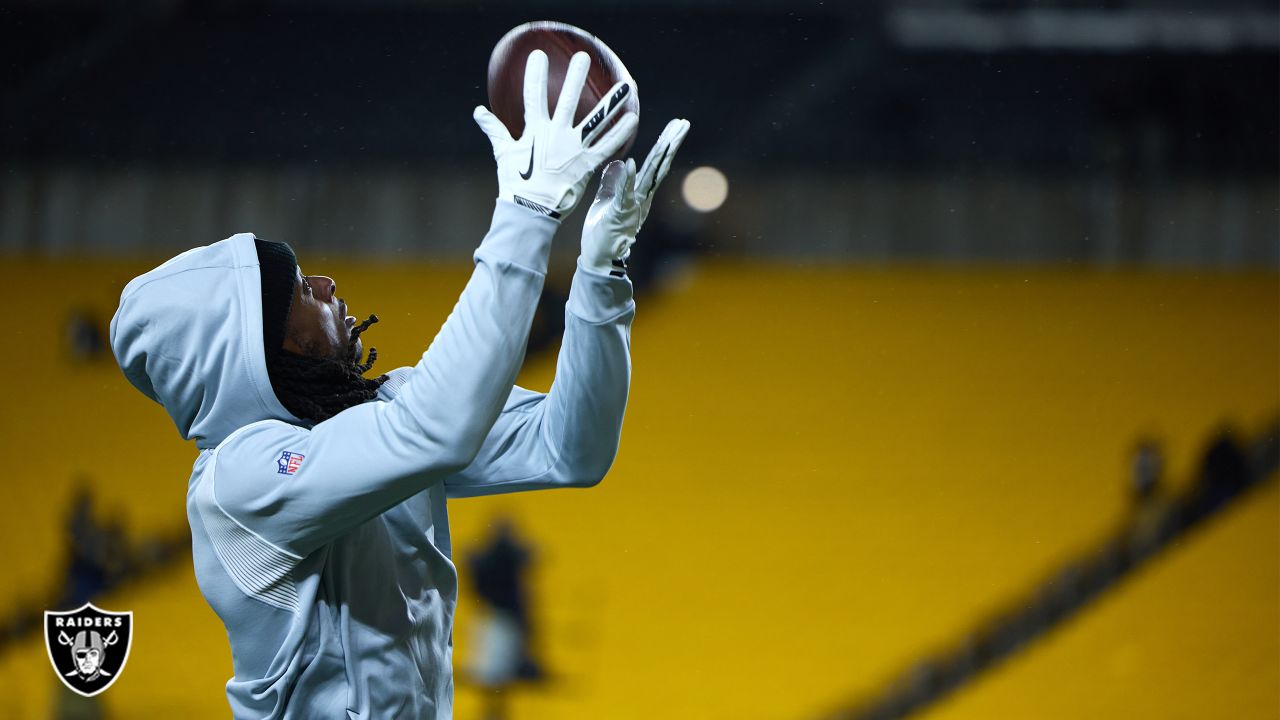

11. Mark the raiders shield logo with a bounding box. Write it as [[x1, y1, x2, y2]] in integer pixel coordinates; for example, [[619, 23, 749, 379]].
[[44, 603, 133, 697]]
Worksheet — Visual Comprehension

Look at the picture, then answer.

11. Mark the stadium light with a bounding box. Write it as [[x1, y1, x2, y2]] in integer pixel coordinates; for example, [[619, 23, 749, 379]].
[[681, 166, 729, 213]]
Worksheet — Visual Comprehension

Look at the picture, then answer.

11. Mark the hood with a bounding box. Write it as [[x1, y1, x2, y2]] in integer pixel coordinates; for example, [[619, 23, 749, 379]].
[[110, 233, 299, 449]]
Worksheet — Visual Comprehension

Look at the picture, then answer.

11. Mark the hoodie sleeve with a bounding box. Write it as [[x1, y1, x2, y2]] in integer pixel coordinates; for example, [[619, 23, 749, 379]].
[[443, 260, 634, 497], [205, 200, 555, 557]]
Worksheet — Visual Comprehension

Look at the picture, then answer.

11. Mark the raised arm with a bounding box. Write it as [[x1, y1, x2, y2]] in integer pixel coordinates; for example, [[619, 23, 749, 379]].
[[443, 119, 691, 498], [203, 51, 640, 557], [443, 261, 635, 497]]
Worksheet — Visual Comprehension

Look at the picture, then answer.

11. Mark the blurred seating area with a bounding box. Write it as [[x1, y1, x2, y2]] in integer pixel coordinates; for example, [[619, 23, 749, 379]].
[[7, 3, 1273, 174], [3, 3, 1277, 265], [926, 480, 1279, 720], [0, 257, 1273, 718], [834, 424, 1278, 720]]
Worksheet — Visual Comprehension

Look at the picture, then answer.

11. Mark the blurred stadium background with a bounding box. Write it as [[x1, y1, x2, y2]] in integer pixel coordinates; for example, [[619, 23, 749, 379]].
[[0, 0, 1276, 718]]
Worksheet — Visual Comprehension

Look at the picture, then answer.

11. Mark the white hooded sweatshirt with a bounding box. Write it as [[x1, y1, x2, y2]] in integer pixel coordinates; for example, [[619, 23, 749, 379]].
[[110, 200, 633, 718]]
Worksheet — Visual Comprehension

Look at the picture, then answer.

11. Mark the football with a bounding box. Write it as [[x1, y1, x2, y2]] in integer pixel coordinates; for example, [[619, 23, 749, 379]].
[[487, 21, 640, 161]]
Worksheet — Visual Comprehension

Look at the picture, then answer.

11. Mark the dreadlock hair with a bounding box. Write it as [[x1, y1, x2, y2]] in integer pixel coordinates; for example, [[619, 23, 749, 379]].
[[267, 314, 388, 423]]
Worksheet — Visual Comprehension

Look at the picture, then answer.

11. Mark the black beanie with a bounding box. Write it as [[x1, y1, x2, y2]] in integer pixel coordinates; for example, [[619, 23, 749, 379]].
[[255, 238, 298, 360]]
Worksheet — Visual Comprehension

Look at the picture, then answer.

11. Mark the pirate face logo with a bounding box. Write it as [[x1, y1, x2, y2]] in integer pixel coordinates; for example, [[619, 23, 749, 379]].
[[69, 629, 112, 679], [44, 603, 133, 697]]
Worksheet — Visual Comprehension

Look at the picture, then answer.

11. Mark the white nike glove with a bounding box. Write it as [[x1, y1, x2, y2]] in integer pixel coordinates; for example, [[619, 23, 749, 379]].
[[634, 118, 691, 231], [581, 159, 639, 276], [474, 49, 640, 219], [580, 118, 691, 277]]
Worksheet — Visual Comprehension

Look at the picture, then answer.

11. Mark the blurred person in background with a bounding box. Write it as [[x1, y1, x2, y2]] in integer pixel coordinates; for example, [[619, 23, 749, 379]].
[[61, 483, 110, 610], [1125, 438, 1175, 561], [109, 51, 688, 719], [466, 518, 542, 719], [1185, 427, 1251, 522], [64, 309, 106, 363], [61, 481, 130, 609]]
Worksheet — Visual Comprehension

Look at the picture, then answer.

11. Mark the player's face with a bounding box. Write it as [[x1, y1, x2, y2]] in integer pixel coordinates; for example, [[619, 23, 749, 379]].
[[283, 268, 360, 361]]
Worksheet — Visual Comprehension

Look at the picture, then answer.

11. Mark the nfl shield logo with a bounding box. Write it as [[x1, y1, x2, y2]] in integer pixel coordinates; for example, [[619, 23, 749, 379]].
[[44, 603, 133, 697], [277, 450, 305, 475]]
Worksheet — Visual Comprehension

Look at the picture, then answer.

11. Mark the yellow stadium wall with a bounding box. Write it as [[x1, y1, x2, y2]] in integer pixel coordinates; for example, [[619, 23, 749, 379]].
[[0, 257, 1275, 719]]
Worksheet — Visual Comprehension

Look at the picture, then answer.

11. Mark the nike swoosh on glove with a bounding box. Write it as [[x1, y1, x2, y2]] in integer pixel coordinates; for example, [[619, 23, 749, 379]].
[[474, 49, 640, 219]]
